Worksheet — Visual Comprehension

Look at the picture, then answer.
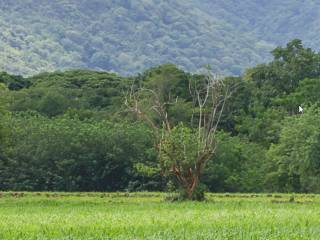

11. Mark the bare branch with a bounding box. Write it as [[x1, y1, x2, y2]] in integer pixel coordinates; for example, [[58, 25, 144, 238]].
[[123, 68, 235, 199]]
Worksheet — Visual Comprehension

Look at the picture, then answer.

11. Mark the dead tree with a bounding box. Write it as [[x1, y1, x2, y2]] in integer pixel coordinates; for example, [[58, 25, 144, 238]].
[[125, 71, 232, 199]]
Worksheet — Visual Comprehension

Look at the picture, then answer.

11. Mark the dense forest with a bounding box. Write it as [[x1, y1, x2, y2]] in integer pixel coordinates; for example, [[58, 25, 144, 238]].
[[1, 0, 320, 76], [1, 39, 320, 193]]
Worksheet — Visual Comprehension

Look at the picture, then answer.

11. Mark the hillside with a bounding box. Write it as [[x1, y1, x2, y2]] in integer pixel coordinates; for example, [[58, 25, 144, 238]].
[[0, 0, 319, 76], [198, 0, 320, 47]]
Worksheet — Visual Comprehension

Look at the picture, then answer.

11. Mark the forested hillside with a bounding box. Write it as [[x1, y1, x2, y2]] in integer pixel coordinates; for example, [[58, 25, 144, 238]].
[[1, 0, 319, 76], [197, 0, 320, 48], [1, 40, 320, 193]]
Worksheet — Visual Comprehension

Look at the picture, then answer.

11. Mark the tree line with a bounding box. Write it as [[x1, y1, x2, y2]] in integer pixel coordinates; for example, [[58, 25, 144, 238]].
[[1, 39, 320, 194]]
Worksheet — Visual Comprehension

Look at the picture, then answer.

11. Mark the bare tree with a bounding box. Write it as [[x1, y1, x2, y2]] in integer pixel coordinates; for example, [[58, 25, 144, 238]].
[[125, 71, 232, 200]]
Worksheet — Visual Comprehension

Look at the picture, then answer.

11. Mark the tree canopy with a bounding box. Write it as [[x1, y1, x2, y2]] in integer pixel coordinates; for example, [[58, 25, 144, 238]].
[[2, 40, 320, 193]]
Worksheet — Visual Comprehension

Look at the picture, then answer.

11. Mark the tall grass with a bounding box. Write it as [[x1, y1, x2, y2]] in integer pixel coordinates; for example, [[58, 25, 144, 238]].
[[0, 192, 319, 239]]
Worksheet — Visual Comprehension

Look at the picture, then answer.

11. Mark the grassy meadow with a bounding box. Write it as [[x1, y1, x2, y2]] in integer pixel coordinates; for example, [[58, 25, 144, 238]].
[[0, 192, 319, 240]]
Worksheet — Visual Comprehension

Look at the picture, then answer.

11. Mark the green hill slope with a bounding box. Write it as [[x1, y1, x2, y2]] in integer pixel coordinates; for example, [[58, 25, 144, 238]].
[[0, 0, 319, 76]]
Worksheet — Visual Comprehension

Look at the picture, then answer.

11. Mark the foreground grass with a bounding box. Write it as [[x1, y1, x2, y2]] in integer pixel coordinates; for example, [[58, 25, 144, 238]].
[[0, 192, 319, 239]]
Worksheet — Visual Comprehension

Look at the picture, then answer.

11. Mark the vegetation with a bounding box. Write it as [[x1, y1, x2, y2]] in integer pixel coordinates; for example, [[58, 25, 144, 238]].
[[2, 1, 320, 76], [1, 40, 320, 195], [0, 192, 320, 239], [0, 114, 156, 191], [2, 1, 320, 238], [125, 69, 229, 200]]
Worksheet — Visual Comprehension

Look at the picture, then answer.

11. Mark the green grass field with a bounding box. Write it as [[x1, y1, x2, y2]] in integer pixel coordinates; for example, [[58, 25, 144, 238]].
[[0, 192, 319, 240]]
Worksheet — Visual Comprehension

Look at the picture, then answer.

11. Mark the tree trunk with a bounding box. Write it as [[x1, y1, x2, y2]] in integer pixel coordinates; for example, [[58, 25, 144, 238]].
[[177, 171, 199, 200], [171, 165, 202, 200], [183, 173, 199, 200]]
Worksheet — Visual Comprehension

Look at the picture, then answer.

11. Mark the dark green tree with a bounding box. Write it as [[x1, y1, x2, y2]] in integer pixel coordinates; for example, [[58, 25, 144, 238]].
[[266, 106, 320, 193]]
